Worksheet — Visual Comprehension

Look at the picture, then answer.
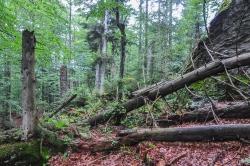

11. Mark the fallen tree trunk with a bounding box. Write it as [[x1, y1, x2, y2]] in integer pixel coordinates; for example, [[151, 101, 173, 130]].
[[49, 94, 77, 118], [86, 53, 250, 126], [85, 124, 250, 152], [157, 101, 250, 127]]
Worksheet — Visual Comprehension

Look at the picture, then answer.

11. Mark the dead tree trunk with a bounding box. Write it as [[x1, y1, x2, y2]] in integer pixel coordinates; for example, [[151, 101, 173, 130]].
[[115, 3, 127, 99], [60, 65, 68, 96], [86, 53, 250, 126], [82, 124, 250, 152], [157, 102, 250, 127], [21, 30, 37, 140]]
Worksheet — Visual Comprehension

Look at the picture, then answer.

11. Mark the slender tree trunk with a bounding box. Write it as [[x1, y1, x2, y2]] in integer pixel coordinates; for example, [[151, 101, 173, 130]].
[[146, 44, 153, 80], [116, 3, 127, 99], [168, 0, 173, 49], [21, 30, 37, 140], [60, 65, 68, 96], [139, 0, 143, 70], [195, 16, 201, 45], [111, 41, 116, 79], [68, 0, 72, 53], [3, 57, 11, 113], [144, 0, 149, 81]]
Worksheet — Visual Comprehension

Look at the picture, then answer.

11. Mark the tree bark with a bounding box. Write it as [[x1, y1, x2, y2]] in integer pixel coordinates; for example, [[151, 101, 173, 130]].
[[83, 124, 250, 152], [116, 2, 127, 99], [21, 30, 37, 140], [158, 101, 250, 127], [144, 0, 149, 81], [86, 53, 250, 126], [60, 65, 68, 96], [95, 10, 108, 95], [3, 57, 11, 113], [168, 0, 173, 49]]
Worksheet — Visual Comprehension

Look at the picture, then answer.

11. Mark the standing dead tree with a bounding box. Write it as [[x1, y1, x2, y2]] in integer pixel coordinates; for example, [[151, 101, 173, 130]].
[[21, 30, 37, 140]]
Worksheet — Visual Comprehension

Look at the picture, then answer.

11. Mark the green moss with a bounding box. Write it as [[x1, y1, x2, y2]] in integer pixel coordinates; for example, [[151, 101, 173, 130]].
[[219, 0, 232, 12], [0, 141, 42, 165]]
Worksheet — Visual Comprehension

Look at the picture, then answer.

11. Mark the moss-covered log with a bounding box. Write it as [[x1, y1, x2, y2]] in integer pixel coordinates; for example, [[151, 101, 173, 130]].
[[35, 124, 67, 150], [157, 101, 250, 127], [0, 141, 42, 165]]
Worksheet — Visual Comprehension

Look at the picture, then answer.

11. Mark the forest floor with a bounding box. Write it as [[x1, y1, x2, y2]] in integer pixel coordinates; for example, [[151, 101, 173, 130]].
[[49, 119, 250, 166]]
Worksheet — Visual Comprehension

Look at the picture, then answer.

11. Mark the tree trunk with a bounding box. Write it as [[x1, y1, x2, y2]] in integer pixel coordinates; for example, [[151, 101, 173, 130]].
[[60, 65, 68, 96], [83, 124, 250, 152], [86, 53, 250, 126], [95, 10, 108, 95], [3, 57, 11, 113], [139, 0, 143, 70], [146, 43, 154, 80], [144, 0, 149, 81], [21, 30, 37, 140], [116, 3, 127, 99], [168, 0, 173, 49], [157, 101, 250, 127]]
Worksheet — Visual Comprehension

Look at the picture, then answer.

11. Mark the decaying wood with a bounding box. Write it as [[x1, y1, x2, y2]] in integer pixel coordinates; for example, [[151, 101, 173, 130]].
[[49, 94, 77, 118], [157, 101, 250, 127], [84, 124, 250, 152], [86, 53, 250, 126], [21, 30, 37, 140]]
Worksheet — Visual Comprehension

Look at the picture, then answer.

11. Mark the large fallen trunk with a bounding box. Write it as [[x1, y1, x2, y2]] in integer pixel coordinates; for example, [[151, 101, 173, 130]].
[[86, 53, 250, 126], [83, 124, 250, 152], [157, 101, 250, 127]]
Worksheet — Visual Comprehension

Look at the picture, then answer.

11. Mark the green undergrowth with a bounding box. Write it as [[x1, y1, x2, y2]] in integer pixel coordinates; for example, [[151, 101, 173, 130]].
[[0, 141, 42, 165]]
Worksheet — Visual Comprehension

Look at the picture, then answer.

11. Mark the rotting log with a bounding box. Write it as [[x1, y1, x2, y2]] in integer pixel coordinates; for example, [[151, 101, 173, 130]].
[[157, 101, 250, 127], [83, 124, 250, 152], [35, 124, 67, 150], [86, 53, 250, 126]]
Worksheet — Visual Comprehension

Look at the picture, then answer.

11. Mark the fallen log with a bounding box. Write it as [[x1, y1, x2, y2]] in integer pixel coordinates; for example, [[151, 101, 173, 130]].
[[49, 94, 77, 118], [0, 141, 42, 165], [157, 101, 250, 127], [86, 53, 250, 126], [85, 124, 250, 152]]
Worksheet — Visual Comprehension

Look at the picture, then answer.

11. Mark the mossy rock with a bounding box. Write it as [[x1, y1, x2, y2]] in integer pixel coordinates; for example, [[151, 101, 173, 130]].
[[0, 141, 42, 165]]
